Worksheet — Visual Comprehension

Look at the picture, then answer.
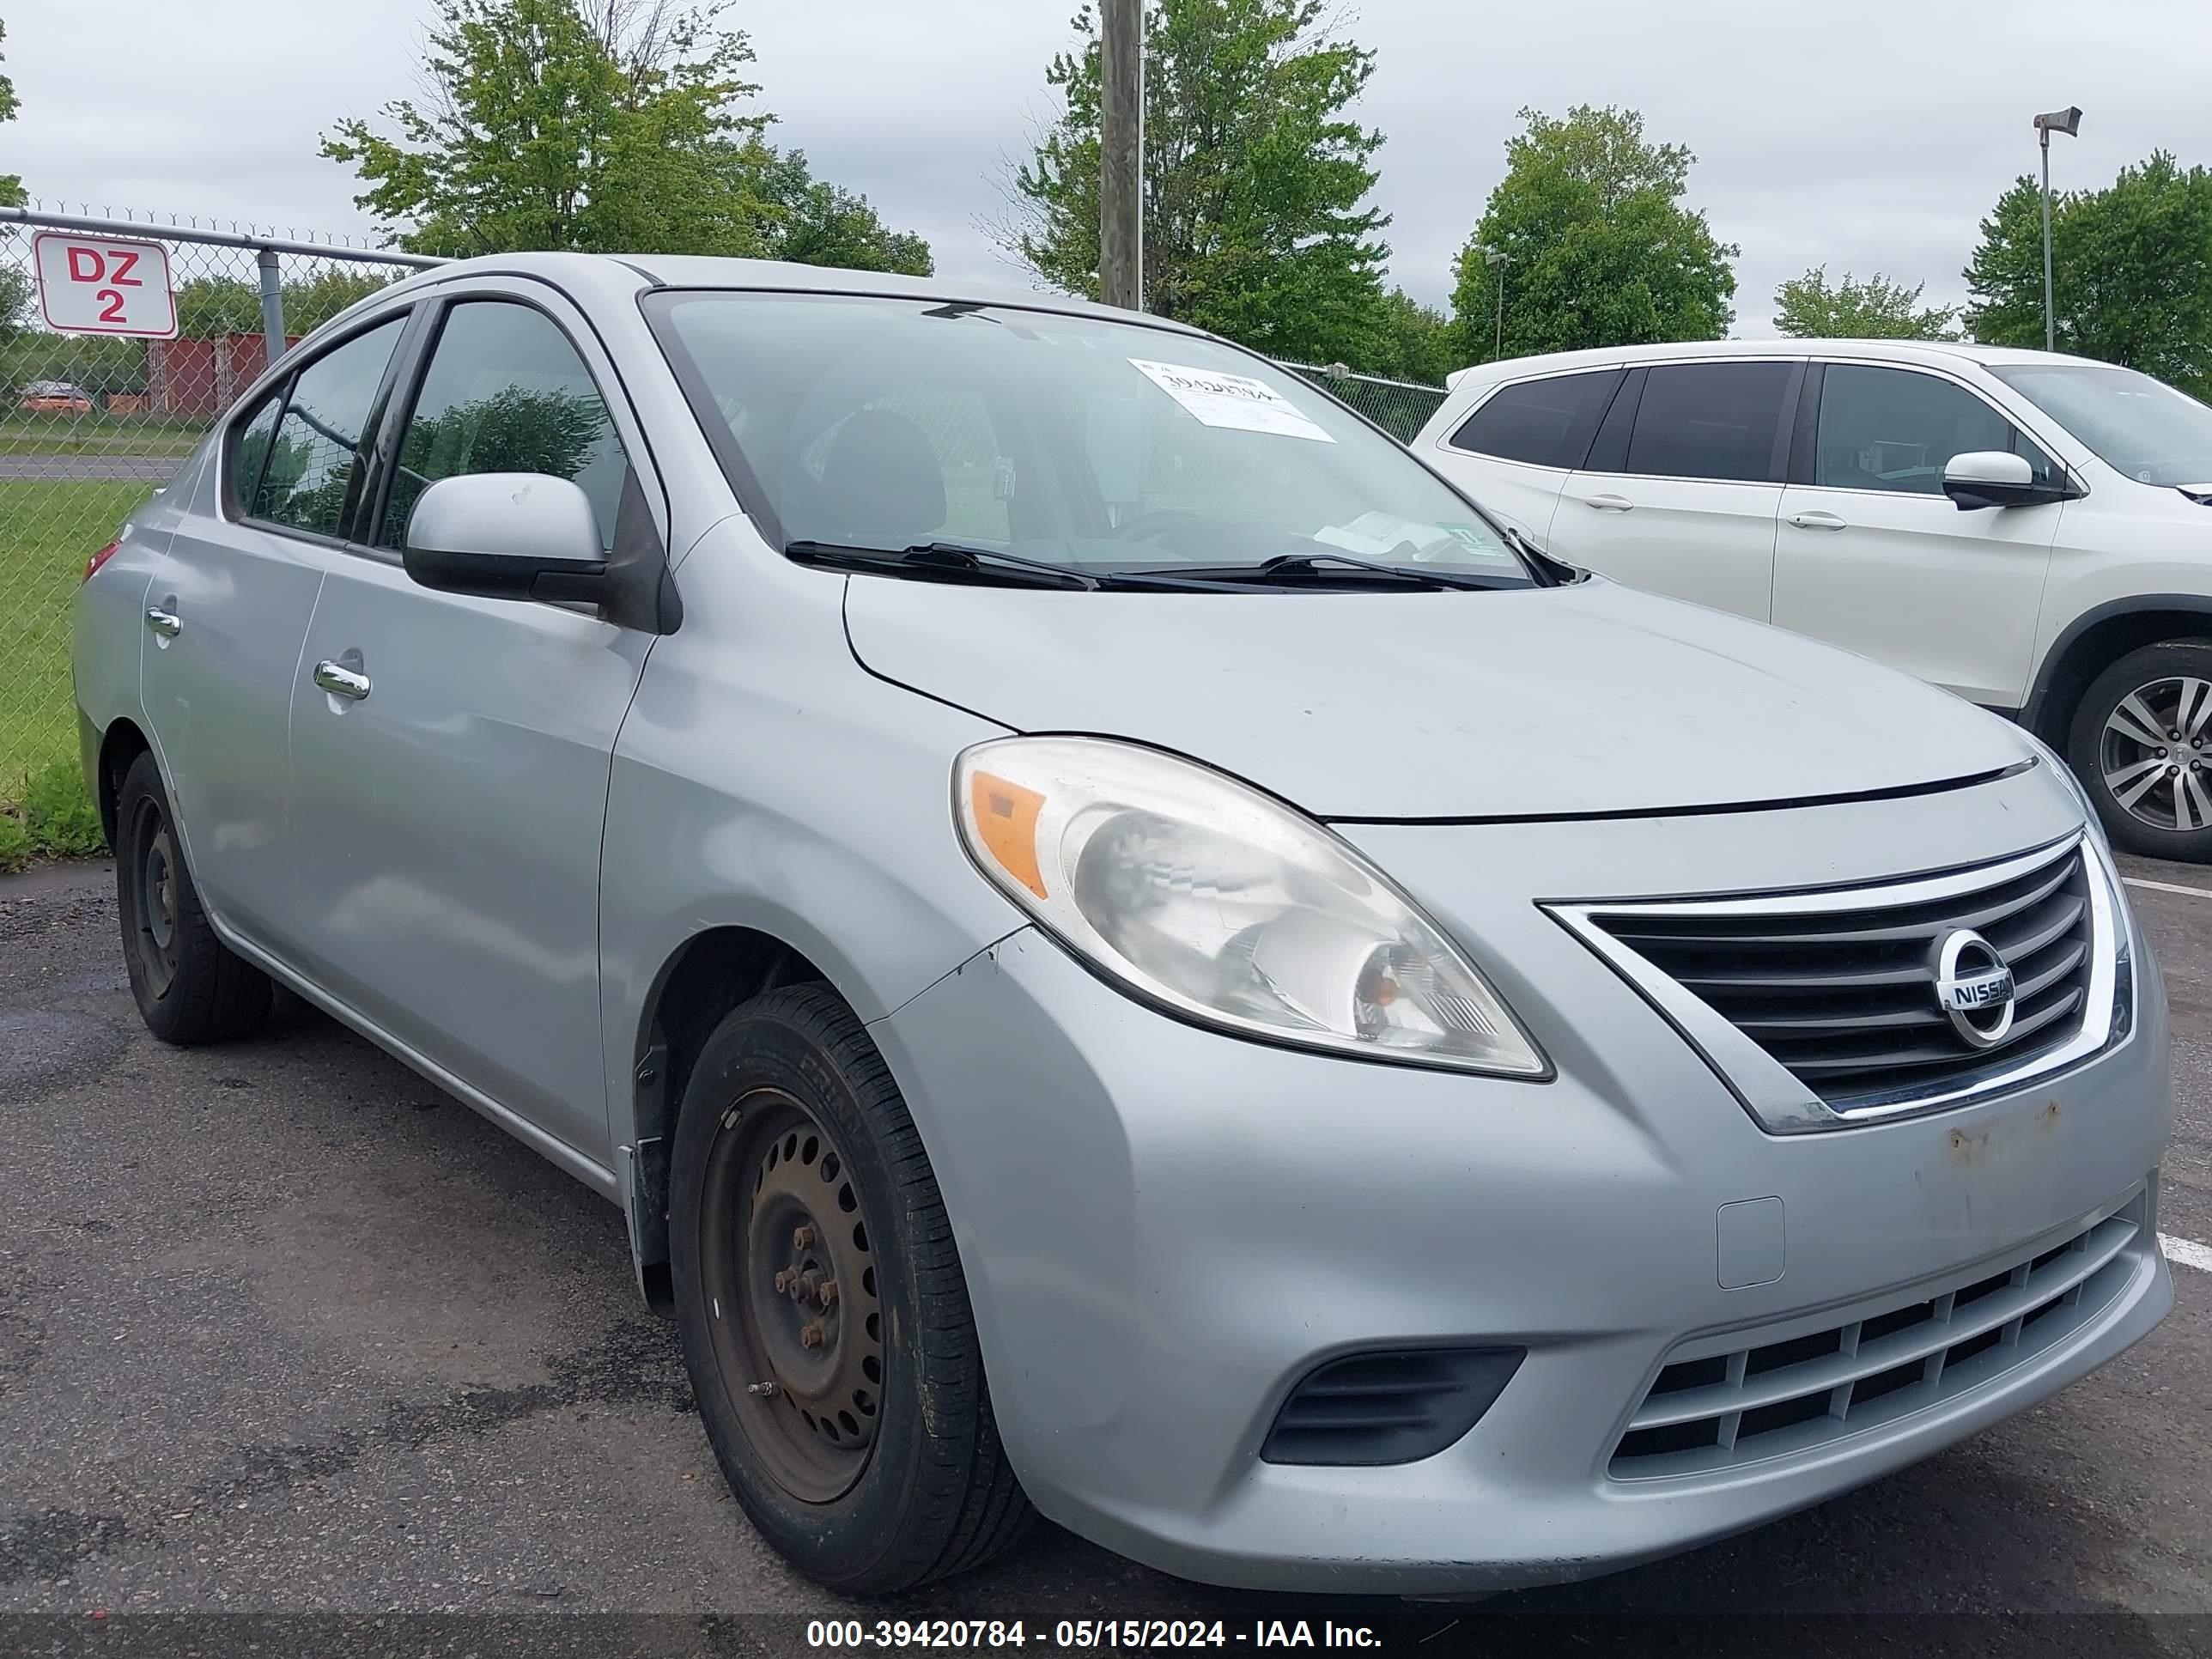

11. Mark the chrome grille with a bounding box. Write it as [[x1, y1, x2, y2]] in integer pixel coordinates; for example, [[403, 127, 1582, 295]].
[[1552, 836, 2130, 1132], [1610, 1197, 2146, 1479]]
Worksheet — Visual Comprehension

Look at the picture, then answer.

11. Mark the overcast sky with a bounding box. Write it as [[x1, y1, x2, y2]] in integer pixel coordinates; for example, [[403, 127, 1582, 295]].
[[11, 0, 2204, 340]]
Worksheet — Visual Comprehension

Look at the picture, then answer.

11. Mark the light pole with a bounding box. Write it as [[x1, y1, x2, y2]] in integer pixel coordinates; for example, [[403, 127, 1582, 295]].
[[2033, 106, 2081, 352], [1480, 245, 1510, 362]]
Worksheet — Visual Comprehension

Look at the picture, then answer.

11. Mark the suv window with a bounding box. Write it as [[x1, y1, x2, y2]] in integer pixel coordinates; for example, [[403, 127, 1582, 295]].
[[1621, 362, 1794, 483], [1448, 369, 1622, 469], [380, 301, 629, 550], [249, 317, 406, 538], [1815, 364, 2054, 494]]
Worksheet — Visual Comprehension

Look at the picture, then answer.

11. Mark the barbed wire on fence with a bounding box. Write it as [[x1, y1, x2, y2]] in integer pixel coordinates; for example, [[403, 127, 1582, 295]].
[[1276, 360, 1448, 444]]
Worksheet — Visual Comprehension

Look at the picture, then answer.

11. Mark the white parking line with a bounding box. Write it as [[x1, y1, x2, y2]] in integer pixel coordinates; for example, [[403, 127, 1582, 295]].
[[2125, 877, 2212, 901], [2163, 1235, 2212, 1274]]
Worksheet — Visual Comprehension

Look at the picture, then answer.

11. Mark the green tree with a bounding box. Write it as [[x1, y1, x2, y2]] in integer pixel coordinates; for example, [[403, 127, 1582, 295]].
[[174, 270, 395, 340], [1450, 106, 1736, 362], [0, 20, 23, 207], [1773, 267, 1958, 340], [1964, 150, 2212, 398], [1004, 0, 1392, 363], [1364, 289, 1455, 385], [754, 146, 931, 275], [320, 0, 774, 257]]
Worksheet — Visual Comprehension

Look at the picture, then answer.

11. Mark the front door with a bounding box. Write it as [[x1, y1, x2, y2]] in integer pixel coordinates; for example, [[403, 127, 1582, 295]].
[[1772, 362, 2063, 708], [1552, 359, 1798, 621], [283, 289, 657, 1164]]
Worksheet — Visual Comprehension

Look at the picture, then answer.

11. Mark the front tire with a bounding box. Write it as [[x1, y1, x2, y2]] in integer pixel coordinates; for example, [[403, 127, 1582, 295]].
[[668, 984, 1030, 1594], [114, 752, 273, 1044], [2066, 639, 2212, 861]]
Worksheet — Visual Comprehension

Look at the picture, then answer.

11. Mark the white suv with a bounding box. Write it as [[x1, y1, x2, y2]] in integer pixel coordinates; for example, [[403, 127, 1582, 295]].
[[1416, 340, 2212, 861]]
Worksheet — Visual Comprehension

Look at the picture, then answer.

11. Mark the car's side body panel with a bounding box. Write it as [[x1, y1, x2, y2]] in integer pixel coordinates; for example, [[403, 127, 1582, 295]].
[[596, 516, 1028, 1147]]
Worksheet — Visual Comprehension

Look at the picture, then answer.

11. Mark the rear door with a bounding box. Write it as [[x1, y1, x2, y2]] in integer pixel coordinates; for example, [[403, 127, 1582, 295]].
[[1771, 361, 2064, 707], [282, 283, 660, 1164], [141, 312, 411, 941], [1553, 359, 1800, 619], [1424, 366, 1623, 543]]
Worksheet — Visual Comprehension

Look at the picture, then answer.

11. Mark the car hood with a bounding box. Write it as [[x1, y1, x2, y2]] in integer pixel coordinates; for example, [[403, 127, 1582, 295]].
[[842, 574, 2034, 820]]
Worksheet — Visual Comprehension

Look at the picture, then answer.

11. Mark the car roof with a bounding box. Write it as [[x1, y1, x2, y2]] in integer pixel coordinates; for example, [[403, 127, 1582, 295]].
[[369, 250, 1211, 338], [1442, 337, 2117, 390]]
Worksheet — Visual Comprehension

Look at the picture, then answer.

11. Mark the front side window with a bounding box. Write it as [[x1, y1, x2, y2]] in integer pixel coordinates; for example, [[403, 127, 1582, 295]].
[[250, 317, 406, 538], [1814, 365, 2051, 494], [648, 293, 1530, 585], [1448, 369, 1622, 469], [380, 301, 629, 550], [1988, 362, 2212, 487], [228, 390, 282, 512], [1622, 362, 1794, 483]]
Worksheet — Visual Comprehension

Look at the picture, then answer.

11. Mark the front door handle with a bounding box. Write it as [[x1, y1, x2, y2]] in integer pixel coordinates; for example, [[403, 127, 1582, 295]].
[[1580, 492, 1635, 513], [313, 659, 372, 702], [1787, 511, 1848, 532], [144, 605, 181, 639]]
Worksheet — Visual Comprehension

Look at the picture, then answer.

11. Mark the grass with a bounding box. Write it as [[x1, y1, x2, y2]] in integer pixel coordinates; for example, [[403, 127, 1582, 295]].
[[0, 477, 155, 868], [0, 415, 203, 458]]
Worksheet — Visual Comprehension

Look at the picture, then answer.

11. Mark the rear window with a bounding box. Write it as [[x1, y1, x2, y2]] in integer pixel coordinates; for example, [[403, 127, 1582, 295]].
[[1446, 369, 1622, 469], [1621, 362, 1795, 483]]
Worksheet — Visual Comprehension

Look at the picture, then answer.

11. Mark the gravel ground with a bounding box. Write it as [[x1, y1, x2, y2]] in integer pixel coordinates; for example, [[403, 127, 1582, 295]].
[[1, 853, 2208, 1656]]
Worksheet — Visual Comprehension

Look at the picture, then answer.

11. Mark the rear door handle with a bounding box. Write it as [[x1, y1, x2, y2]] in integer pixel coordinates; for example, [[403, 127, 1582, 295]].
[[1580, 493, 1635, 513], [1787, 511, 1848, 532], [144, 605, 181, 638], [313, 659, 372, 702]]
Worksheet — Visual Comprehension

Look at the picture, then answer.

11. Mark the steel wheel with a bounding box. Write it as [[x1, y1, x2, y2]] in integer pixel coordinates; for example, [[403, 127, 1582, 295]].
[[699, 1091, 885, 1504], [128, 796, 180, 1001], [2099, 673, 2212, 833]]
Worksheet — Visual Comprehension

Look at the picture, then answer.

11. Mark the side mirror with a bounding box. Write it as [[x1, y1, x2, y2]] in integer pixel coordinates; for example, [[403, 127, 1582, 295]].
[[1942, 450, 2071, 511], [403, 472, 611, 605]]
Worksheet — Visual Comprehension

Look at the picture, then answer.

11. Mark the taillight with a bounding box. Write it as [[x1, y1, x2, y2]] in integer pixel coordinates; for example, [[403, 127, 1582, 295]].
[[83, 538, 122, 582]]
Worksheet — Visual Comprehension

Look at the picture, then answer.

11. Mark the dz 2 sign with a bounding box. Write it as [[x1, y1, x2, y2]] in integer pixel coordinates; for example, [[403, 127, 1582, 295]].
[[33, 231, 179, 338]]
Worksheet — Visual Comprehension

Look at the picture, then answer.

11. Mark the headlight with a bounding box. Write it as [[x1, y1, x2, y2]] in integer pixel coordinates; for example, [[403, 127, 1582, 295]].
[[953, 737, 1547, 1078]]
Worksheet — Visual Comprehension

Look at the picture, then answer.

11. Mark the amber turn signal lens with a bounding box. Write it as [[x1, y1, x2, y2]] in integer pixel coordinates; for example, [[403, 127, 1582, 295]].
[[969, 771, 1048, 898]]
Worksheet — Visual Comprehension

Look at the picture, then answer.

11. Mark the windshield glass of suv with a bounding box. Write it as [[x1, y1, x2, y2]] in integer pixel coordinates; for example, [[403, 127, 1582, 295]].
[[1988, 362, 2212, 486], [648, 292, 1528, 582]]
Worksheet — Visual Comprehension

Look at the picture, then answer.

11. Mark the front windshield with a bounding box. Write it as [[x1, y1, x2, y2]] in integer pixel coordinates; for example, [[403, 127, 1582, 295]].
[[648, 292, 1529, 584], [1988, 362, 2212, 487]]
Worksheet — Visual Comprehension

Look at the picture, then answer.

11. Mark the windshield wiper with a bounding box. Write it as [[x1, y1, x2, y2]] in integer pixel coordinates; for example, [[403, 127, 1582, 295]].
[[1163, 550, 1514, 592], [787, 539, 1255, 592], [787, 539, 1103, 590]]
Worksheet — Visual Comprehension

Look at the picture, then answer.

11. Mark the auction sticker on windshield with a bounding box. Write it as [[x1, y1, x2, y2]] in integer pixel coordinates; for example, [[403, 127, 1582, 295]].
[[1129, 358, 1335, 443]]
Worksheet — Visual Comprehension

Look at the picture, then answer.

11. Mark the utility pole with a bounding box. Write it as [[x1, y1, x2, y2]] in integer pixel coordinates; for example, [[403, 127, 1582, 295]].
[[2033, 106, 2081, 352], [1100, 0, 1144, 311]]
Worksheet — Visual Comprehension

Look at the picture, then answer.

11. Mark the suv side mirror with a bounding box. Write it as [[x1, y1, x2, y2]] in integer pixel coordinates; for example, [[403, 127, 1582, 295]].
[[403, 472, 610, 604], [1942, 450, 2072, 511]]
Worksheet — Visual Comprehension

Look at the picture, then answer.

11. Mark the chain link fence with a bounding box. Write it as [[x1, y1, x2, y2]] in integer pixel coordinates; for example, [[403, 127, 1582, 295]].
[[0, 204, 1449, 834], [1278, 361, 1449, 443], [0, 207, 434, 816]]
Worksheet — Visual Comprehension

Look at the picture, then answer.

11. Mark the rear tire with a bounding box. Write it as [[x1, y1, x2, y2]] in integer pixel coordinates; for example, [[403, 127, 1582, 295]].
[[2065, 639, 2212, 863], [114, 752, 273, 1044], [668, 984, 1031, 1594]]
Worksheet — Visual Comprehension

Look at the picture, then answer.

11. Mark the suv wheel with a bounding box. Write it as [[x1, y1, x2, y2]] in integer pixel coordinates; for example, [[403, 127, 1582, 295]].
[[114, 752, 274, 1043], [2066, 639, 2212, 860], [668, 984, 1031, 1593]]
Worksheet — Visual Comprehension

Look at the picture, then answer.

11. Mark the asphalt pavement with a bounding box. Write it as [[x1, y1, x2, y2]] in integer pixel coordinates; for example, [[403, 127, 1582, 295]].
[[1, 852, 2208, 1655]]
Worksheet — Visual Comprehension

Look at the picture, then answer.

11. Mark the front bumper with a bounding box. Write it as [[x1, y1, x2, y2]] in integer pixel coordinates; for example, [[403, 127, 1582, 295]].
[[869, 777, 2174, 1595]]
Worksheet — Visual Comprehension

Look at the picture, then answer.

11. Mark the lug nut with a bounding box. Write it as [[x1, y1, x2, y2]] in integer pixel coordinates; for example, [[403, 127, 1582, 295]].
[[773, 1269, 793, 1293], [800, 1322, 826, 1349], [787, 1273, 814, 1302], [817, 1279, 839, 1307], [745, 1380, 780, 1397], [793, 1224, 817, 1250]]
